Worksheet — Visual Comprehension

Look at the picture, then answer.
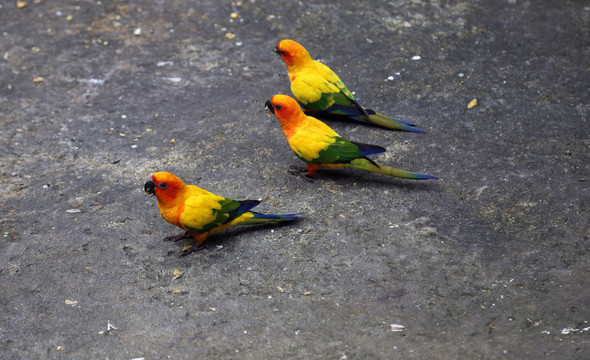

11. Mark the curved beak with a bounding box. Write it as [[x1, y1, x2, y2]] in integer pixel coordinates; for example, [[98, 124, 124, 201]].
[[144, 180, 156, 195], [265, 100, 274, 116], [273, 46, 280, 55]]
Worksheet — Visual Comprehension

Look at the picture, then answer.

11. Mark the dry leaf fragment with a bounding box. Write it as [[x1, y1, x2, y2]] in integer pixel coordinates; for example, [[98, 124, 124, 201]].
[[17, 1, 28, 9], [33, 77, 44, 83], [467, 98, 478, 109]]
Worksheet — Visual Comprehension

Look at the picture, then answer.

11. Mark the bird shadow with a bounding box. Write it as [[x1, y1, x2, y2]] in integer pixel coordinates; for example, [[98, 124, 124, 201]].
[[164, 220, 302, 257], [286, 166, 442, 192]]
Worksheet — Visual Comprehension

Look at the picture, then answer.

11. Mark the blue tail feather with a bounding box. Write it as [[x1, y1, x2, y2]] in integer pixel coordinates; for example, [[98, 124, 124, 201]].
[[226, 200, 260, 222], [351, 141, 386, 157], [412, 173, 438, 180]]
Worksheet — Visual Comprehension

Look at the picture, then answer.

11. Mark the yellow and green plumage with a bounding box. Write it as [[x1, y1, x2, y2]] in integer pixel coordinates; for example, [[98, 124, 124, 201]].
[[266, 94, 437, 180], [145, 172, 301, 251], [275, 39, 425, 133]]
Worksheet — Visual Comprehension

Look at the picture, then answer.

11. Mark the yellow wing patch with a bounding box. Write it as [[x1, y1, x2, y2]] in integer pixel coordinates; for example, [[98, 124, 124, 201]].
[[288, 117, 339, 162], [289, 60, 344, 106], [178, 188, 226, 232], [314, 61, 353, 99]]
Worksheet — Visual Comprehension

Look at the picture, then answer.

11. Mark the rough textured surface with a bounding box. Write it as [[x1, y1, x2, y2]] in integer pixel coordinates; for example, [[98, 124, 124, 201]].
[[1, 0, 589, 359]]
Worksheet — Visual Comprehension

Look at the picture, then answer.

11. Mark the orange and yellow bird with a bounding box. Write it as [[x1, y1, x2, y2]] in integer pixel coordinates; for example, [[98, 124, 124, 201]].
[[145, 172, 301, 254], [275, 39, 425, 133], [266, 94, 437, 181]]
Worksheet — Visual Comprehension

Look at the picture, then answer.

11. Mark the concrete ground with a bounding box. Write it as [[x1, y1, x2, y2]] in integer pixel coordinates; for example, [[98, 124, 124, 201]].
[[1, 0, 589, 359]]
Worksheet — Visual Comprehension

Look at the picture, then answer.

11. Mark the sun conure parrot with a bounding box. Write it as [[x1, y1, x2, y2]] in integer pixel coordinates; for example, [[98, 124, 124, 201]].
[[274, 39, 425, 133], [144, 172, 302, 254], [266, 94, 437, 181]]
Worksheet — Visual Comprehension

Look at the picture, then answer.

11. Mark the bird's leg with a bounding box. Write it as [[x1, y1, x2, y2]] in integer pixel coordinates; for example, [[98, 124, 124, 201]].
[[288, 164, 308, 173], [288, 165, 314, 182], [180, 243, 206, 257], [163, 231, 193, 242]]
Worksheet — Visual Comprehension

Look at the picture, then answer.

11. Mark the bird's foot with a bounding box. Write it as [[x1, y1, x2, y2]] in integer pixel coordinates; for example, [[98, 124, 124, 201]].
[[180, 243, 206, 257], [163, 232, 193, 242], [288, 165, 314, 182]]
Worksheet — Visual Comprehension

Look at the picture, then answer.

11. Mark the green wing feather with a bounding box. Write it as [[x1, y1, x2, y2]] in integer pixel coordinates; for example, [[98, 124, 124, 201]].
[[292, 61, 357, 111], [184, 198, 254, 234], [314, 61, 355, 100], [293, 61, 368, 118], [306, 136, 363, 164]]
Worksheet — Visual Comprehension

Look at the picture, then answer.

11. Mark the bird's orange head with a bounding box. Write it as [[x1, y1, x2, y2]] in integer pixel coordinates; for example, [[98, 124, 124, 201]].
[[144, 171, 186, 204], [275, 39, 312, 69], [265, 94, 306, 139]]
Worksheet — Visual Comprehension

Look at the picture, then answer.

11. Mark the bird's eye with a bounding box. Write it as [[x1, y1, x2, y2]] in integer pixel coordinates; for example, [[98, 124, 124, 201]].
[[274, 104, 282, 111], [158, 182, 168, 190], [279, 50, 287, 56]]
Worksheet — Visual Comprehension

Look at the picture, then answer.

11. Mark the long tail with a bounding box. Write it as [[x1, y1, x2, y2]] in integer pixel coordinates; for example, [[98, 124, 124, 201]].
[[350, 112, 426, 134], [345, 158, 437, 180], [237, 212, 303, 225]]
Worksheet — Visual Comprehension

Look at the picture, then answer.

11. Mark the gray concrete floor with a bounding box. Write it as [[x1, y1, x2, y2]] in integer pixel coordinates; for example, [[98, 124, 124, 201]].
[[1, 0, 589, 359]]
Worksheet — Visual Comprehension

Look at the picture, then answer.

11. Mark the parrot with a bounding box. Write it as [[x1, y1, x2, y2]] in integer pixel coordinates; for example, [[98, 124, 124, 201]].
[[144, 172, 302, 254], [274, 39, 425, 133], [265, 94, 437, 181]]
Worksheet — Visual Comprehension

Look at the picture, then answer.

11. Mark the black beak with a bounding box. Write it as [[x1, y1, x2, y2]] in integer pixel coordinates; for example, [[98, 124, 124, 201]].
[[144, 180, 156, 195], [265, 100, 274, 115], [274, 46, 280, 55]]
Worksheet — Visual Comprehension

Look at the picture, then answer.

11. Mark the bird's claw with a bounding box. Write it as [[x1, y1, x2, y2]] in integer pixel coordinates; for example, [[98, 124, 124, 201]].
[[163, 232, 193, 242], [288, 165, 314, 182], [180, 244, 206, 257]]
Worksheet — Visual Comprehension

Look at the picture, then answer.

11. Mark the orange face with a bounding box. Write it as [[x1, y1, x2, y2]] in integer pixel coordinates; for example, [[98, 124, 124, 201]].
[[275, 39, 311, 68], [144, 172, 185, 204], [267, 94, 300, 120], [266, 94, 306, 140]]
